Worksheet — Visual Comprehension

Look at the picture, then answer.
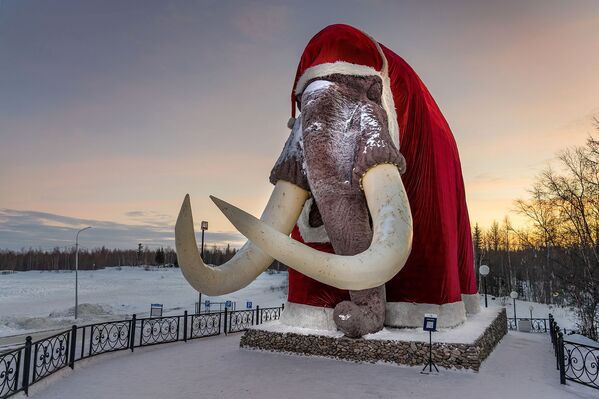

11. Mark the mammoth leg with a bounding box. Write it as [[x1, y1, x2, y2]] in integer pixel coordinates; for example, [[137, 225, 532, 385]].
[[334, 285, 386, 338]]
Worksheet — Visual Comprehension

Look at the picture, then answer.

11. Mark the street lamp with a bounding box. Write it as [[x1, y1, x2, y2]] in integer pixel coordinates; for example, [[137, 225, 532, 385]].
[[197, 221, 208, 314], [479, 265, 490, 308], [510, 291, 518, 327], [529, 305, 534, 320], [75, 226, 92, 319]]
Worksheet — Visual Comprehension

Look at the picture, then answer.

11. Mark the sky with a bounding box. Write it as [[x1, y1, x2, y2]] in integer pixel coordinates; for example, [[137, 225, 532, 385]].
[[1, 0, 598, 250]]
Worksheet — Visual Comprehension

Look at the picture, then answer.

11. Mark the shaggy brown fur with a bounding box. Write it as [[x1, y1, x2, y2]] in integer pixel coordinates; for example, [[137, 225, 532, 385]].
[[271, 74, 405, 338]]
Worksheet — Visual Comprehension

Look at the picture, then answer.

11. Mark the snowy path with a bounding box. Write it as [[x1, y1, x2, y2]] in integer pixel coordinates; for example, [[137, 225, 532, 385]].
[[28, 331, 595, 399]]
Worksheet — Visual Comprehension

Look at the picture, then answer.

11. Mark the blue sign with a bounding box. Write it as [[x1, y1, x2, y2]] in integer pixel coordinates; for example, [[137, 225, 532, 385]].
[[225, 300, 232, 308], [423, 313, 438, 332], [246, 301, 252, 309], [204, 300, 211, 308]]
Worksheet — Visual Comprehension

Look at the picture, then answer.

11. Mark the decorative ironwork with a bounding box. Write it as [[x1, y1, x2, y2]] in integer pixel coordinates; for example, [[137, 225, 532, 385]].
[[563, 339, 599, 389], [140, 316, 179, 346], [0, 347, 22, 399], [507, 318, 548, 333], [260, 307, 281, 324], [0, 304, 284, 398], [32, 331, 69, 383], [190, 313, 220, 339], [89, 321, 131, 356], [228, 310, 254, 333]]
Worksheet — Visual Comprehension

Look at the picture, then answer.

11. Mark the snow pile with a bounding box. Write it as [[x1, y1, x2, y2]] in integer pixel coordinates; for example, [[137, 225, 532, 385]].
[[48, 303, 115, 318]]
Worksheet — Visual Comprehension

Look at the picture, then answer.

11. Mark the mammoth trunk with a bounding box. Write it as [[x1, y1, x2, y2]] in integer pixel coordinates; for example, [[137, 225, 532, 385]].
[[300, 76, 404, 337], [268, 73, 409, 336], [310, 193, 387, 338]]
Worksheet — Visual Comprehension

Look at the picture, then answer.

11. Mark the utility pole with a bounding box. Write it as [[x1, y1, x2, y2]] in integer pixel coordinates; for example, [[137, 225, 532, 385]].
[[198, 221, 208, 313], [75, 226, 92, 319]]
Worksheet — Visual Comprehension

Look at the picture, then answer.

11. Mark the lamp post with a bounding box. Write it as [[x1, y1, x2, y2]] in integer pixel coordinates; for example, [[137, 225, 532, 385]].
[[529, 305, 534, 320], [75, 226, 92, 319], [198, 221, 208, 314], [479, 265, 490, 308], [510, 291, 518, 327]]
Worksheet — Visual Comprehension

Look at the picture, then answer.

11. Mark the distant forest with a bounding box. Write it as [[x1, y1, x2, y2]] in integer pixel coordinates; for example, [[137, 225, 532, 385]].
[[0, 244, 233, 271], [0, 244, 287, 273]]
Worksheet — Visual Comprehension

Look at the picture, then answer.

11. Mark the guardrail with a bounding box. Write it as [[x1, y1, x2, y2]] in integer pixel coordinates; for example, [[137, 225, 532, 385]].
[[506, 317, 549, 333], [549, 314, 598, 391], [0, 304, 284, 398]]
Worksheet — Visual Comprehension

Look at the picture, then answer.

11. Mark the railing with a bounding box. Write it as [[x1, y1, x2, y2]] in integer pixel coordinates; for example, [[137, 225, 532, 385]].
[[506, 317, 549, 333], [0, 304, 284, 398], [549, 314, 599, 391]]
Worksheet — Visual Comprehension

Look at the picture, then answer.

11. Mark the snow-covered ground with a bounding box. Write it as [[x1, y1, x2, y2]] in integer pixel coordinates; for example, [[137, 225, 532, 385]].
[[0, 266, 580, 340], [485, 295, 578, 331], [24, 332, 596, 399], [0, 267, 287, 338]]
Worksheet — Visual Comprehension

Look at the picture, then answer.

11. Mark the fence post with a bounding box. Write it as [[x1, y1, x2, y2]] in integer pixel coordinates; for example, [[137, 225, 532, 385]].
[[558, 332, 566, 384], [183, 311, 188, 342], [130, 314, 137, 352], [224, 308, 228, 336], [256, 306, 260, 326], [69, 325, 77, 369], [22, 336, 32, 395], [555, 326, 561, 370]]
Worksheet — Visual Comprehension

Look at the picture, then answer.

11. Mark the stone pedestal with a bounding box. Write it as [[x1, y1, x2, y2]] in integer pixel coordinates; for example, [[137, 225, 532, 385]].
[[240, 308, 507, 372]]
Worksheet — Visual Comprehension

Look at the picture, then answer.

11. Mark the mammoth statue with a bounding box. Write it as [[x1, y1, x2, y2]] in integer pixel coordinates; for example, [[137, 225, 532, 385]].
[[176, 24, 480, 338]]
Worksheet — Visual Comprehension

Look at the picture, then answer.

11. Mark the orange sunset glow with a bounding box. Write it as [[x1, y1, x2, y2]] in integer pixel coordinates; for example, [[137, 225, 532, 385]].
[[1, 1, 598, 250]]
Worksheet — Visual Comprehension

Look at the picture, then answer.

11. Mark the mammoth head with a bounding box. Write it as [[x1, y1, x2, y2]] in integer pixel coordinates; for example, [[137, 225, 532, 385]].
[[175, 72, 413, 294]]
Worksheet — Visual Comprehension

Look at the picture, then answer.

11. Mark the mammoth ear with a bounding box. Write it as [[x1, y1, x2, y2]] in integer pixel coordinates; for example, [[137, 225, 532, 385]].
[[269, 116, 310, 192]]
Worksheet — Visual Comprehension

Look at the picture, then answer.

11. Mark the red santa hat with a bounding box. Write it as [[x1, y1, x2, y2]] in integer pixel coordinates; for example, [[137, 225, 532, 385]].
[[283, 24, 479, 330], [290, 24, 400, 150]]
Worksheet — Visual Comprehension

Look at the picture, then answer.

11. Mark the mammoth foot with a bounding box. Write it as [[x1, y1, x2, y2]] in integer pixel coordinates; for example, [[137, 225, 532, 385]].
[[333, 285, 386, 338]]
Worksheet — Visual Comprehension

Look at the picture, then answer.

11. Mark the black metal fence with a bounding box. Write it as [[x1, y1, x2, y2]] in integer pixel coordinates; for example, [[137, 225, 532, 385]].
[[549, 314, 599, 391], [0, 304, 284, 398]]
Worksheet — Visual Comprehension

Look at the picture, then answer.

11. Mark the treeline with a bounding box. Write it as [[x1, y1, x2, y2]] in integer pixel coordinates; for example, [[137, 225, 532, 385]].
[[0, 244, 239, 271], [476, 127, 599, 339]]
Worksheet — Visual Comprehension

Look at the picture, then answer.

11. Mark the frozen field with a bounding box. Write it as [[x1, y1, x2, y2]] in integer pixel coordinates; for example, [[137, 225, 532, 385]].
[[0, 266, 579, 340], [0, 267, 287, 338]]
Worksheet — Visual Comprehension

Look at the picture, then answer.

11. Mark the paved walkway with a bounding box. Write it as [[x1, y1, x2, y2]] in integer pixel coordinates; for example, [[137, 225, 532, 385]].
[[25, 332, 596, 399]]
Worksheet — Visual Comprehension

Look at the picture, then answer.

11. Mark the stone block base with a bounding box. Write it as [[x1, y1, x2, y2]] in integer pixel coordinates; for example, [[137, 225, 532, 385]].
[[240, 308, 507, 372]]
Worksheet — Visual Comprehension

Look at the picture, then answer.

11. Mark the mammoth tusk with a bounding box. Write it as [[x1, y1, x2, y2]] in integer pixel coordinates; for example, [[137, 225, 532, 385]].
[[175, 180, 309, 296], [212, 163, 413, 290]]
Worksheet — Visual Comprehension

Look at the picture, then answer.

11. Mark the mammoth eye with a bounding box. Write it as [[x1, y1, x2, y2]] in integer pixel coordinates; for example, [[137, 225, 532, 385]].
[[367, 81, 382, 102]]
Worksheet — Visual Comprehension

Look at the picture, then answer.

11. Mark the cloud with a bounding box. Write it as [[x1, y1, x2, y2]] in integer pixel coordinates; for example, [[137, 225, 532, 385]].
[[0, 209, 244, 251]]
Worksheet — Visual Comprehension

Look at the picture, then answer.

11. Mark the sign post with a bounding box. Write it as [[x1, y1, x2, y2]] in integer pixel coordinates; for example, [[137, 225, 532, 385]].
[[150, 303, 163, 318], [421, 313, 439, 374]]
